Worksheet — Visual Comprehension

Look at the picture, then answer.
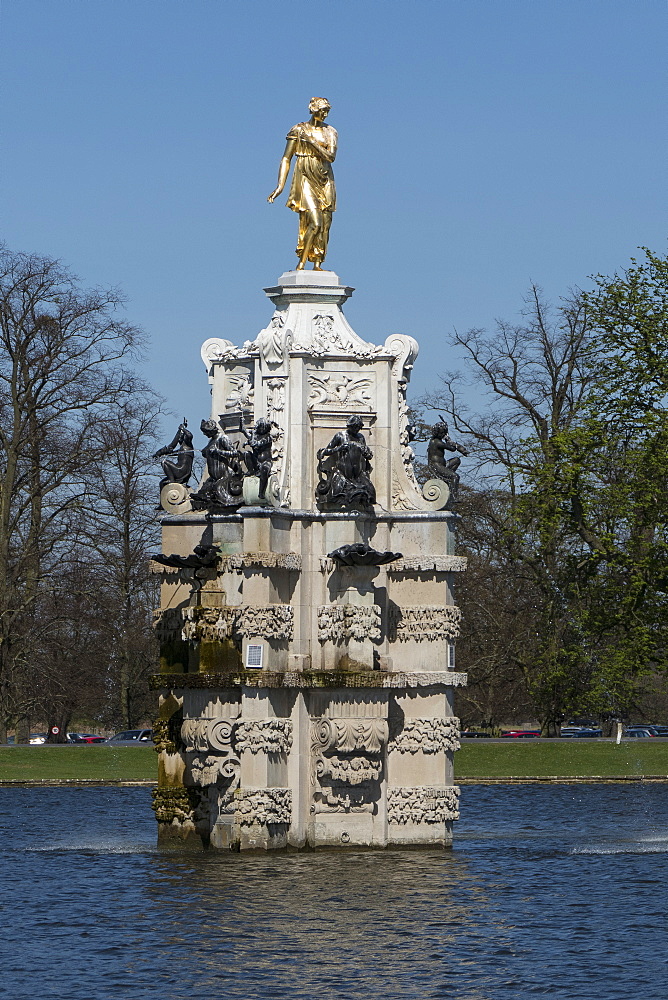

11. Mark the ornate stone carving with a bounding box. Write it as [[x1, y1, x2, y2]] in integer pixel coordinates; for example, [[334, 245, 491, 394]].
[[154, 604, 294, 643], [312, 313, 335, 349], [181, 718, 233, 753], [256, 311, 292, 366], [396, 381, 419, 488], [315, 753, 382, 784], [201, 337, 259, 367], [182, 717, 292, 762], [151, 669, 468, 690], [151, 786, 202, 824], [387, 555, 468, 573], [265, 377, 286, 415], [189, 753, 241, 788], [310, 717, 386, 815], [391, 471, 420, 511], [421, 478, 451, 509], [317, 604, 382, 643], [307, 373, 374, 409], [200, 337, 236, 369], [159, 482, 193, 514], [236, 605, 294, 640], [235, 787, 292, 826], [389, 718, 461, 754], [388, 604, 462, 641], [388, 786, 460, 824], [224, 374, 255, 411], [217, 552, 301, 572], [389, 671, 467, 688], [180, 606, 238, 642], [312, 787, 375, 813], [152, 719, 178, 755], [311, 717, 388, 753], [181, 718, 241, 790], [153, 607, 188, 644], [384, 334, 419, 383], [235, 719, 293, 755], [264, 377, 287, 486]]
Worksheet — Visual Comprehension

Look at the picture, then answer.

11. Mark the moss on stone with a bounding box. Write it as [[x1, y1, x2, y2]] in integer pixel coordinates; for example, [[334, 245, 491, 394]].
[[159, 640, 189, 673], [150, 669, 392, 690], [196, 638, 243, 673]]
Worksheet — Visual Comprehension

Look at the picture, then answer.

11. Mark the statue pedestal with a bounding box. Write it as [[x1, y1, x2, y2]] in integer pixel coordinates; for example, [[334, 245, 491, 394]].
[[152, 272, 466, 850]]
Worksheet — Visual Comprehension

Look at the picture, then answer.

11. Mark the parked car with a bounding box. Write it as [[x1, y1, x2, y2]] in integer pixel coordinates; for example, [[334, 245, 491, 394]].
[[627, 724, 668, 738], [105, 729, 153, 746], [29, 733, 47, 745], [560, 726, 603, 738], [623, 727, 655, 738], [501, 729, 541, 738], [461, 730, 492, 739], [644, 724, 668, 737], [69, 733, 106, 744]]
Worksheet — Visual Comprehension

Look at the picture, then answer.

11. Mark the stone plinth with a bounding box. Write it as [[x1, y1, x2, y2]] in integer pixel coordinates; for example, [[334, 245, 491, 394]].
[[152, 271, 465, 850]]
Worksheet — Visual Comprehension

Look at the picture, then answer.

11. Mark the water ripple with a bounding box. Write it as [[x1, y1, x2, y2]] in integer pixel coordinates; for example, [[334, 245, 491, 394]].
[[0, 784, 666, 999]]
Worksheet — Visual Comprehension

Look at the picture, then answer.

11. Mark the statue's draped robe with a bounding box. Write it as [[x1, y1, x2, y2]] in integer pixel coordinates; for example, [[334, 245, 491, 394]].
[[286, 122, 337, 263]]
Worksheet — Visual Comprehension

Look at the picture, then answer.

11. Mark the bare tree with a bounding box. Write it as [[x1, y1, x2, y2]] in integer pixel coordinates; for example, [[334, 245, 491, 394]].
[[80, 395, 163, 729], [0, 246, 145, 740], [421, 287, 597, 732]]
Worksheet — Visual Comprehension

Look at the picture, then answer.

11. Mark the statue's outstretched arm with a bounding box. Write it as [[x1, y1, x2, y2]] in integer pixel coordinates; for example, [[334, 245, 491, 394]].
[[154, 426, 182, 459], [268, 138, 296, 202]]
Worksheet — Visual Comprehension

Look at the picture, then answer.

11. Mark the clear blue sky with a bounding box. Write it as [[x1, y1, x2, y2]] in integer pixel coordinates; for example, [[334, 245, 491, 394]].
[[1, 0, 665, 426]]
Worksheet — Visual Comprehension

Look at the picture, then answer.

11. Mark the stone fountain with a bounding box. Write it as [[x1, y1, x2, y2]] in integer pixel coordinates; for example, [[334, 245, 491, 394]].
[[150, 98, 466, 850], [151, 269, 467, 850]]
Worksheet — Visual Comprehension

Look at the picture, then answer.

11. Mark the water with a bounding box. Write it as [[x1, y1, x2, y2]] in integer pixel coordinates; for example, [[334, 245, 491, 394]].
[[1, 784, 666, 998]]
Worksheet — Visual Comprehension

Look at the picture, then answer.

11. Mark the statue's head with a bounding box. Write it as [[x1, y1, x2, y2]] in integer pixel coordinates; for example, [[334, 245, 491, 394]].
[[255, 419, 272, 436], [200, 418, 219, 439], [346, 415, 363, 434], [433, 420, 448, 438], [309, 97, 331, 119]]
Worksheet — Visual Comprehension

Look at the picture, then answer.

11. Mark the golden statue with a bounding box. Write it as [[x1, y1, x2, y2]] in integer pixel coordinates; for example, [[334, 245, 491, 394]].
[[268, 97, 337, 271]]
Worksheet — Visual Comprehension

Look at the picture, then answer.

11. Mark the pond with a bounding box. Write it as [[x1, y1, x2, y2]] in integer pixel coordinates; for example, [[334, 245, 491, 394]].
[[1, 783, 666, 998]]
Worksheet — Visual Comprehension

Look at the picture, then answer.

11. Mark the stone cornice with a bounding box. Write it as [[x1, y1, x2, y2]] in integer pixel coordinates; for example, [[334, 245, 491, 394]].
[[150, 669, 468, 691]]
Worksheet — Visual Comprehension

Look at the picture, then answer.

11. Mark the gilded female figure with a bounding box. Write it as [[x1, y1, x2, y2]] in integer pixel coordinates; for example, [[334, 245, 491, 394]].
[[268, 97, 337, 270]]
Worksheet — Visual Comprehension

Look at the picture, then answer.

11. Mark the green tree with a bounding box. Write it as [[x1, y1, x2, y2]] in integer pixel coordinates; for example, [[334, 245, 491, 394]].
[[425, 251, 668, 730], [553, 249, 668, 716]]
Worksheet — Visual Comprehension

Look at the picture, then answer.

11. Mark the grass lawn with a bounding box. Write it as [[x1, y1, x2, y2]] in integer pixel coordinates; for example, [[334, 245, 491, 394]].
[[2, 741, 668, 783], [0, 746, 157, 782], [456, 740, 668, 778]]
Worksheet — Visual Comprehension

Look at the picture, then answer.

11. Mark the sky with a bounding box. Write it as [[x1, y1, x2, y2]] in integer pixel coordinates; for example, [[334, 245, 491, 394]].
[[1, 0, 666, 433]]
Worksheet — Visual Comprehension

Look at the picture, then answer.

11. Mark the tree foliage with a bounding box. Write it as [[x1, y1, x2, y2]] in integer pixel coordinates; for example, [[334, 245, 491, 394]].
[[424, 250, 668, 729]]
